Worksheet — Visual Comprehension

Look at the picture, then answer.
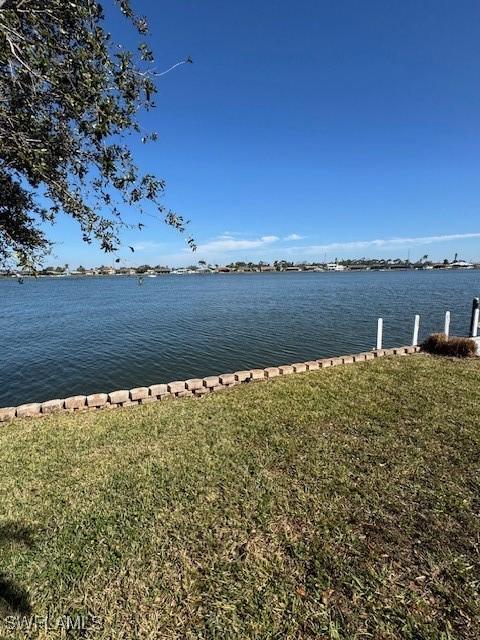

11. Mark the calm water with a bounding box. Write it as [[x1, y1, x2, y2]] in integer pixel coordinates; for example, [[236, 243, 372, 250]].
[[1, 270, 479, 406]]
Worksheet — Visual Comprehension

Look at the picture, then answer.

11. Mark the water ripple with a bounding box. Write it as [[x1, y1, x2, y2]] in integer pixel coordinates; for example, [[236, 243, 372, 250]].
[[1, 270, 479, 405]]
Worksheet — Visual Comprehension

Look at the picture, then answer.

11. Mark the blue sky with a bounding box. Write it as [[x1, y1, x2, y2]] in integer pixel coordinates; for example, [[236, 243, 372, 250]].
[[47, 0, 480, 267]]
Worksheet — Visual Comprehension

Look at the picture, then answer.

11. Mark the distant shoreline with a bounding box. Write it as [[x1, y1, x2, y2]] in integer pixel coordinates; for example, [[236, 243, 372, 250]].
[[1, 266, 479, 279]]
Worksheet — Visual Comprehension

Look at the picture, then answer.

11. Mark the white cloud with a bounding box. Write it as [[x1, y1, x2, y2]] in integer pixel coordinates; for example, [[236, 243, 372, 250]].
[[129, 231, 480, 268], [196, 235, 279, 253], [294, 232, 480, 255], [284, 233, 303, 241], [260, 235, 279, 243]]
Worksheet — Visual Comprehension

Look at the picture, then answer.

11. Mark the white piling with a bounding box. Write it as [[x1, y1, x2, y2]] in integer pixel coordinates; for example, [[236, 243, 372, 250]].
[[473, 308, 479, 338], [376, 318, 383, 350], [469, 298, 479, 337], [444, 311, 451, 339], [412, 314, 420, 346]]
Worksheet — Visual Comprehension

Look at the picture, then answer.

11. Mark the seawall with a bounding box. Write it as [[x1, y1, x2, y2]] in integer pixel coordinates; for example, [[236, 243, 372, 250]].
[[0, 346, 420, 423]]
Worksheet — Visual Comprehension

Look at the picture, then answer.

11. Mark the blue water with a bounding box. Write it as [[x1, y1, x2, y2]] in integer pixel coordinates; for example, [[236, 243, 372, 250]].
[[0, 270, 479, 406]]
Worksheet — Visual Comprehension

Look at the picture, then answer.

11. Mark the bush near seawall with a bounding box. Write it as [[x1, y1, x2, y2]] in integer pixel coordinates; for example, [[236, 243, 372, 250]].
[[422, 332, 477, 357]]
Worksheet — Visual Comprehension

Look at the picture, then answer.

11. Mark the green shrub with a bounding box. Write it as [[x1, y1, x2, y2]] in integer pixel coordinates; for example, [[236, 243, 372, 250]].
[[421, 332, 477, 357]]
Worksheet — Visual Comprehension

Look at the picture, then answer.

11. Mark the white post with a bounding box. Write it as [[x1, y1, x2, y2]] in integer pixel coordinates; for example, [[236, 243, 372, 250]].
[[473, 308, 479, 338], [376, 318, 383, 350], [412, 314, 420, 346], [469, 298, 479, 336], [444, 311, 451, 339]]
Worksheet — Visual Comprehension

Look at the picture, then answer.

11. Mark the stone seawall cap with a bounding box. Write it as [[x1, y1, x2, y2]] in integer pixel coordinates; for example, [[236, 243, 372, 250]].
[[234, 371, 251, 382], [350, 352, 374, 361], [219, 373, 235, 385], [86, 393, 108, 408], [16, 403, 41, 418], [279, 365, 294, 375], [264, 367, 280, 378], [130, 387, 149, 401], [168, 381, 186, 394], [149, 384, 168, 397], [292, 363, 307, 373], [317, 359, 332, 367], [353, 353, 367, 362], [41, 399, 64, 414], [0, 407, 16, 422], [65, 395, 87, 410], [203, 376, 220, 388], [185, 379, 203, 391], [108, 390, 129, 404]]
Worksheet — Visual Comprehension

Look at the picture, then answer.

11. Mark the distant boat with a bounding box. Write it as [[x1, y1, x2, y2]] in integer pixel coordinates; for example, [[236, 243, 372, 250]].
[[146, 274, 157, 278]]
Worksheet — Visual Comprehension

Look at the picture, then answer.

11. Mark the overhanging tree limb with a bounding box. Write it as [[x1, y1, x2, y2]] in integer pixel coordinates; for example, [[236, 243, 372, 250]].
[[0, 0, 194, 269]]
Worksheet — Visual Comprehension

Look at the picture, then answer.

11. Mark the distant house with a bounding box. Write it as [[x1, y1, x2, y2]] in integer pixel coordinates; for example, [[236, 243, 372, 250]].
[[259, 264, 276, 272]]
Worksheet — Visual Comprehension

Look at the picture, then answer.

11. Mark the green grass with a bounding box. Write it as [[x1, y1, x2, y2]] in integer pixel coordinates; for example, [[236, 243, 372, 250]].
[[1, 355, 480, 639]]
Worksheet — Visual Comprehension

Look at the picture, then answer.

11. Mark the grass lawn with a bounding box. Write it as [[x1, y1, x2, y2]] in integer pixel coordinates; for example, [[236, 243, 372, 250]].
[[1, 355, 479, 639]]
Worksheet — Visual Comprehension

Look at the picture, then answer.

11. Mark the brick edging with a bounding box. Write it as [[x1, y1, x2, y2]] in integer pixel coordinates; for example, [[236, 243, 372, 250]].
[[0, 346, 421, 422]]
